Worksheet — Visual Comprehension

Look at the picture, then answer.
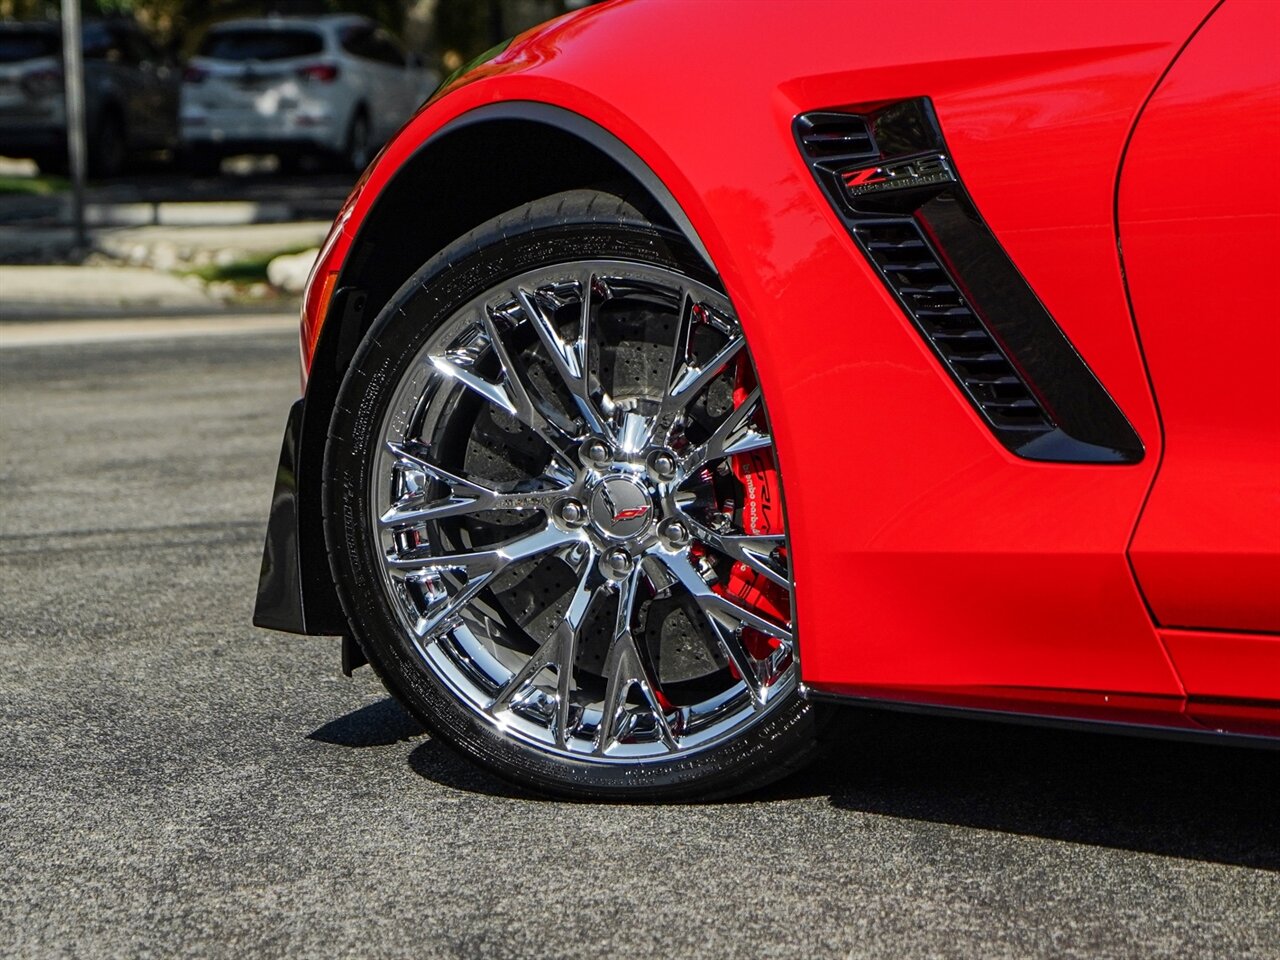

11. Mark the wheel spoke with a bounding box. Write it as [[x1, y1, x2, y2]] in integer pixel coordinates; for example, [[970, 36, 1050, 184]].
[[400, 568, 493, 640], [380, 441, 568, 528], [663, 290, 697, 407], [696, 610, 768, 706], [654, 550, 792, 643], [489, 548, 600, 747], [387, 523, 578, 639], [651, 549, 791, 706], [428, 305, 577, 450], [516, 276, 614, 440], [696, 529, 789, 590], [386, 522, 575, 574], [682, 385, 772, 472], [596, 569, 677, 753], [661, 295, 746, 417]]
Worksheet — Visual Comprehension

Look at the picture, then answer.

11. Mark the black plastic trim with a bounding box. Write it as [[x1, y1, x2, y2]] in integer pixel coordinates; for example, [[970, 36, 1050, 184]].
[[253, 288, 368, 637], [253, 398, 307, 634], [803, 689, 1280, 749], [796, 99, 1144, 463]]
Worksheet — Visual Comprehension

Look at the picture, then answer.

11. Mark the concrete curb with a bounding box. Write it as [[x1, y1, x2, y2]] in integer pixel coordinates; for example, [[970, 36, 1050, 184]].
[[0, 196, 342, 227], [0, 313, 299, 347], [0, 301, 299, 323]]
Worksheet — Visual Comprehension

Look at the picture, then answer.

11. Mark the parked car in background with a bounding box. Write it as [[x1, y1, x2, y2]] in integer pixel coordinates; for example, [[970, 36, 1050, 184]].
[[180, 15, 437, 175], [0, 18, 180, 177]]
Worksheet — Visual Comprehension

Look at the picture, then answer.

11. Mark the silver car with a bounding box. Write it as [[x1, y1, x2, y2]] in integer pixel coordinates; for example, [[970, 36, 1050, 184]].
[[180, 15, 437, 174], [0, 19, 180, 177]]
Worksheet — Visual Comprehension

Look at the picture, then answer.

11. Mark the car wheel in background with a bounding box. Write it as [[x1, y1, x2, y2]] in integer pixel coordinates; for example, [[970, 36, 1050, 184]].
[[89, 111, 127, 179], [32, 151, 68, 176], [276, 151, 307, 175], [181, 148, 223, 177], [323, 189, 830, 801], [343, 109, 372, 173]]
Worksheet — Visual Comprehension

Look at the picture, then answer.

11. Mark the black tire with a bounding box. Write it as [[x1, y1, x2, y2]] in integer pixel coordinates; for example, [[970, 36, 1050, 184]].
[[324, 189, 831, 801], [341, 108, 372, 174], [88, 111, 126, 179], [182, 148, 223, 178], [32, 151, 68, 176], [276, 151, 307, 175]]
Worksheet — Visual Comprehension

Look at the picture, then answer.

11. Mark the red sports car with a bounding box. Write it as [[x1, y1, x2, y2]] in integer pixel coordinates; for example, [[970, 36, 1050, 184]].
[[254, 0, 1280, 799]]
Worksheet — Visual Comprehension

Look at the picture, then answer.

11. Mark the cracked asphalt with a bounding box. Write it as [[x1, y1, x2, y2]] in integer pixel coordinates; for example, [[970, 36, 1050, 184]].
[[1, 326, 1277, 959]]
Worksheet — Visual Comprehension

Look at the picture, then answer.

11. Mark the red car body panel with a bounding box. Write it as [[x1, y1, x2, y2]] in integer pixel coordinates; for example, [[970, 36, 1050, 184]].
[[1121, 0, 1280, 639], [1160, 629, 1280, 702], [296, 0, 1279, 736]]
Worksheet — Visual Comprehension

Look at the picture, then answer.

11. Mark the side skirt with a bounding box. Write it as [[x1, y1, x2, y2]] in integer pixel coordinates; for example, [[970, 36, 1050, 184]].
[[803, 685, 1280, 749]]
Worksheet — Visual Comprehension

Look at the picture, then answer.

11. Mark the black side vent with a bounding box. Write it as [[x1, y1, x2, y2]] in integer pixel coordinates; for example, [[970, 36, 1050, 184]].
[[794, 112, 878, 163], [853, 220, 1048, 431], [794, 98, 1144, 464]]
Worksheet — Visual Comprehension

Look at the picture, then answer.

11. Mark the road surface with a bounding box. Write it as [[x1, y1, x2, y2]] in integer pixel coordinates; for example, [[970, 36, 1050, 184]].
[[1, 320, 1276, 958]]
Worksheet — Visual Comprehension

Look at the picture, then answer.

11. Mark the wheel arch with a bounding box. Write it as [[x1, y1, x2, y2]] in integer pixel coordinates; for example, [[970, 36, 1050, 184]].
[[270, 102, 716, 638], [334, 102, 713, 329]]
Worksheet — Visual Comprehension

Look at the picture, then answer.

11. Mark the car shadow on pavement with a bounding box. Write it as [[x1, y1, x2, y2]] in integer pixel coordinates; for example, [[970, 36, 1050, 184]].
[[784, 710, 1279, 871], [406, 740, 531, 800], [315, 697, 1278, 869], [309, 696, 530, 798], [308, 697, 427, 748]]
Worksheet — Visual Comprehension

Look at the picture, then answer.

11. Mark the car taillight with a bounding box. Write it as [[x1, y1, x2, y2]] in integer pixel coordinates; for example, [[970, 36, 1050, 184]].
[[182, 65, 208, 84], [297, 63, 339, 83], [21, 67, 62, 97]]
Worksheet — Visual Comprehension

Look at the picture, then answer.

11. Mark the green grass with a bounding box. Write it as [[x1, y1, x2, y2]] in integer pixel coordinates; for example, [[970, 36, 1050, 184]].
[[0, 174, 69, 196], [183, 245, 315, 286]]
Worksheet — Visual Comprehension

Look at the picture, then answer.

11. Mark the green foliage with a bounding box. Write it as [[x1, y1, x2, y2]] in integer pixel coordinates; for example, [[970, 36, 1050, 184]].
[[0, 174, 69, 195], [0, 0, 404, 43], [434, 0, 493, 62], [183, 244, 313, 285], [0, 0, 587, 66]]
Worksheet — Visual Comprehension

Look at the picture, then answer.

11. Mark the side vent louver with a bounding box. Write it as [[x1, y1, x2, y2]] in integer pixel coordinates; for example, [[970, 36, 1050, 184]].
[[794, 98, 1144, 463], [853, 220, 1048, 431], [795, 112, 878, 163]]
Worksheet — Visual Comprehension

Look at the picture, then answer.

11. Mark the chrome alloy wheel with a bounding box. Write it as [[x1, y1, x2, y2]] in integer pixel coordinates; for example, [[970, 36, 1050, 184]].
[[371, 260, 796, 762]]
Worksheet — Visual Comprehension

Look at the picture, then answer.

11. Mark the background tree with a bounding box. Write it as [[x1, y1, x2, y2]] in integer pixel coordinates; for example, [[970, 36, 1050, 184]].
[[0, 0, 585, 68]]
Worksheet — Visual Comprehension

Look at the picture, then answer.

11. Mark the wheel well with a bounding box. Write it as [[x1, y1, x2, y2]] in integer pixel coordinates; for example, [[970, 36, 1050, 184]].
[[336, 118, 679, 337], [292, 112, 697, 635]]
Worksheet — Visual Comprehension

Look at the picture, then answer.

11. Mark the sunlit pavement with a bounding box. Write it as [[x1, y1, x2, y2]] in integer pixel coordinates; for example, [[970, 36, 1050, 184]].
[[1, 324, 1276, 958]]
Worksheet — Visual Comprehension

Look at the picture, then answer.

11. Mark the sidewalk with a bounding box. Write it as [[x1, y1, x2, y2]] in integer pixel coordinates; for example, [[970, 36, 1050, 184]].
[[1, 265, 220, 319], [0, 196, 315, 228], [0, 221, 326, 319], [0, 312, 297, 347]]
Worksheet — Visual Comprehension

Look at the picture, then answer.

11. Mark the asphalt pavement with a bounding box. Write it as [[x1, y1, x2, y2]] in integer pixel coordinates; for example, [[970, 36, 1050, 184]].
[[1, 322, 1277, 959]]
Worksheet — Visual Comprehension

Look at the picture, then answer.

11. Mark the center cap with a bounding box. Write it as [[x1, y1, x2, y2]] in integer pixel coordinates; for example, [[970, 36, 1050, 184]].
[[589, 475, 654, 539]]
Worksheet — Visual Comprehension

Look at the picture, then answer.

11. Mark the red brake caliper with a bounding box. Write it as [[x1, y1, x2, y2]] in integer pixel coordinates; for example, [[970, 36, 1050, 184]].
[[715, 360, 788, 669]]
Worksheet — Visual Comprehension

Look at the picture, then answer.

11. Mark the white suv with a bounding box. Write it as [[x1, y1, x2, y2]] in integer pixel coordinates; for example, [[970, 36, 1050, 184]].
[[180, 15, 437, 174]]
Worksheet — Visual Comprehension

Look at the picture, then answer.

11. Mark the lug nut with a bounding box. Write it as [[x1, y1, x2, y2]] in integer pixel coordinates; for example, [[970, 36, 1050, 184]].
[[658, 518, 690, 549], [647, 449, 678, 482], [580, 438, 611, 468], [555, 498, 587, 527], [600, 548, 634, 580]]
